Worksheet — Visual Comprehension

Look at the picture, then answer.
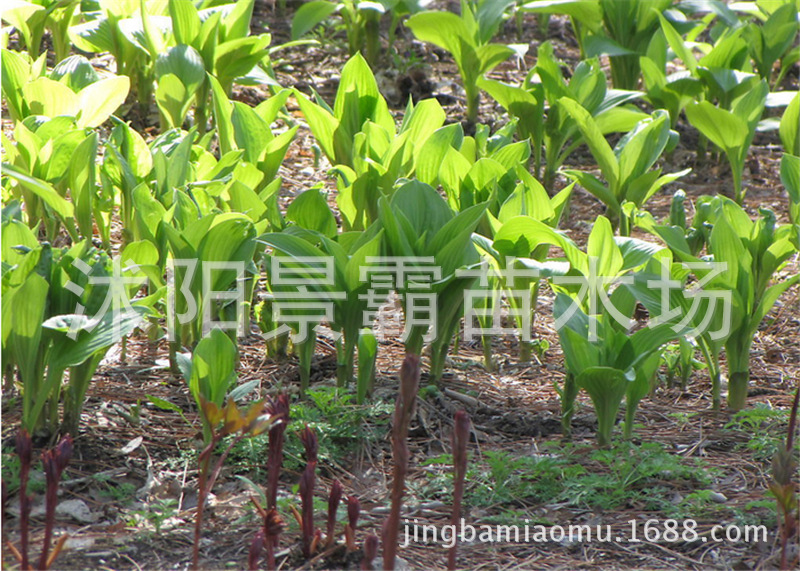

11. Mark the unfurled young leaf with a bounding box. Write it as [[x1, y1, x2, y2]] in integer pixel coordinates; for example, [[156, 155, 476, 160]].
[[296, 53, 394, 168], [356, 328, 378, 404]]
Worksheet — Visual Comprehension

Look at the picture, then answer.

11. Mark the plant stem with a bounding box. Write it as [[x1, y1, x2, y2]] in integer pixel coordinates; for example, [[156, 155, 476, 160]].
[[561, 372, 578, 438], [193, 433, 245, 569], [481, 334, 493, 371], [336, 334, 356, 387], [448, 411, 470, 570], [726, 336, 752, 411], [383, 355, 420, 570], [465, 83, 479, 125]]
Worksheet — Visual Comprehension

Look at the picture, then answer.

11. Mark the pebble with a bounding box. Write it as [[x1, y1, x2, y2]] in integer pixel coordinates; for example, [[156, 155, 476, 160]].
[[709, 491, 727, 503]]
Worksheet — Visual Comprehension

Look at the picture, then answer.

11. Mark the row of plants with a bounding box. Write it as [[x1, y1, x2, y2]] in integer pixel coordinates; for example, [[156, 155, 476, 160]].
[[0, 0, 797, 464], [2, 0, 799, 568], [3, 49, 797, 446]]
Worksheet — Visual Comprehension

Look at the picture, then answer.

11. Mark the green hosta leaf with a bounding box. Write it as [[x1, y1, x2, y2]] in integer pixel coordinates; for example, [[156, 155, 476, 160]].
[[291, 0, 338, 40], [616, 111, 670, 190], [697, 68, 758, 104], [69, 133, 99, 239], [492, 215, 581, 260], [614, 236, 663, 271], [285, 188, 338, 238], [169, 0, 200, 45], [475, 42, 514, 74], [210, 74, 236, 156], [221, 0, 255, 41], [658, 13, 697, 72], [521, 0, 602, 27], [344, 229, 383, 293], [781, 154, 800, 206], [780, 93, 800, 156], [708, 212, 747, 291], [3, 163, 75, 222], [685, 101, 747, 159], [44, 307, 149, 370], [426, 202, 487, 276], [399, 98, 447, 141], [559, 98, 619, 188], [294, 89, 337, 164], [416, 123, 464, 185], [7, 271, 47, 393], [587, 215, 623, 278], [228, 181, 267, 222], [23, 77, 79, 118], [189, 328, 238, 407], [213, 36, 270, 90], [155, 44, 206, 93], [584, 35, 636, 58], [334, 53, 394, 134], [155, 74, 189, 129], [77, 76, 130, 129], [498, 176, 554, 223], [1, 49, 33, 121], [406, 10, 469, 57], [562, 170, 618, 211], [197, 215, 258, 292], [390, 180, 453, 243], [50, 55, 100, 92], [231, 101, 271, 163]]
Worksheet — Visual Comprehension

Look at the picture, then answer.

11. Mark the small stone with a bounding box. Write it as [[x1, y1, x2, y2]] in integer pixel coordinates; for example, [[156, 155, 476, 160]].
[[57, 498, 97, 523], [708, 491, 727, 503]]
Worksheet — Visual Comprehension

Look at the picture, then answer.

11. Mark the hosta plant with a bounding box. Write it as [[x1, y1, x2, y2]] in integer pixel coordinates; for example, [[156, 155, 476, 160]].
[[333, 96, 447, 230], [637, 196, 799, 410], [1, 0, 79, 62], [479, 44, 647, 189], [70, 0, 274, 130], [638, 55, 703, 128], [161, 209, 258, 361], [292, 0, 385, 66], [543, 215, 667, 436], [560, 103, 688, 235], [522, 0, 671, 89], [295, 53, 394, 169], [685, 79, 768, 204], [782, 154, 800, 228], [555, 290, 681, 447], [469, 173, 573, 364], [259, 188, 383, 389], [1, 51, 128, 127], [406, 0, 516, 123], [1, 227, 155, 437], [377, 180, 487, 382], [210, 81, 297, 192], [296, 55, 447, 229], [743, 1, 799, 87]]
